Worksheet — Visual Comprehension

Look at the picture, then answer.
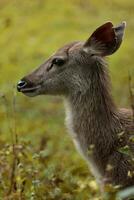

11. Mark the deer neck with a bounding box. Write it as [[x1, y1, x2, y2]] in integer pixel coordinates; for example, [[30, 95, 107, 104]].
[[64, 61, 122, 173]]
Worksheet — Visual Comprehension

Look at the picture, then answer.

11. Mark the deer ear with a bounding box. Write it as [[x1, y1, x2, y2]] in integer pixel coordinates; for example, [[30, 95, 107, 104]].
[[83, 21, 126, 56]]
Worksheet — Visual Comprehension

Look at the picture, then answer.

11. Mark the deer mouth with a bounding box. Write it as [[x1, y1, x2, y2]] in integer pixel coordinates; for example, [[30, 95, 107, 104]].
[[19, 85, 41, 93], [19, 85, 41, 97]]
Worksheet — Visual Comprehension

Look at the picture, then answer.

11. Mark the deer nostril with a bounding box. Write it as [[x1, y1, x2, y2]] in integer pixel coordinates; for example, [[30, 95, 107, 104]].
[[17, 80, 27, 92]]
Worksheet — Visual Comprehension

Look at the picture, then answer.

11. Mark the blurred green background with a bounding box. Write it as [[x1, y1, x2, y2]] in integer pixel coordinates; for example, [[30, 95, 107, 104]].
[[0, 0, 134, 199]]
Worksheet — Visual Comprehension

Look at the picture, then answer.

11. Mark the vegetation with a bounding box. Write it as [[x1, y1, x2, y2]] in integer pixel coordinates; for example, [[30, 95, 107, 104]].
[[0, 0, 134, 199]]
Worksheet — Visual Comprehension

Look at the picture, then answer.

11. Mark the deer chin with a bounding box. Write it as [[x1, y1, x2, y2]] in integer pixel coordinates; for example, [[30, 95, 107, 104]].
[[20, 85, 41, 97]]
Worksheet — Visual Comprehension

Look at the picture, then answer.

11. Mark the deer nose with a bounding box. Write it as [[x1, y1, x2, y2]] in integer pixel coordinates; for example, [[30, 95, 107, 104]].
[[17, 80, 27, 92]]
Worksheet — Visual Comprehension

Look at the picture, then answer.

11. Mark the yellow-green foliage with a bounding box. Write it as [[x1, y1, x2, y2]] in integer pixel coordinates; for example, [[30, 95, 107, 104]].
[[0, 0, 134, 199]]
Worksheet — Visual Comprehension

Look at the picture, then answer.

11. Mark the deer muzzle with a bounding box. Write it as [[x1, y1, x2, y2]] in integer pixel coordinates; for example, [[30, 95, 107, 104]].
[[17, 78, 41, 97]]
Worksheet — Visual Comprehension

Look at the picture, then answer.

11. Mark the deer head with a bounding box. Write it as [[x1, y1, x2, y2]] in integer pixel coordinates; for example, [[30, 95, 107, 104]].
[[17, 22, 126, 97]]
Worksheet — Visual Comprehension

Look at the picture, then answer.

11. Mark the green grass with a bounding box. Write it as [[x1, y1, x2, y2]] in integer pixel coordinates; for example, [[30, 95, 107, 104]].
[[0, 0, 134, 199]]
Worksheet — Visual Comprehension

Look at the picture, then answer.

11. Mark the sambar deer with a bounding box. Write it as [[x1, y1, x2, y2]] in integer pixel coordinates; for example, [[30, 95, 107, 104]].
[[17, 22, 134, 193]]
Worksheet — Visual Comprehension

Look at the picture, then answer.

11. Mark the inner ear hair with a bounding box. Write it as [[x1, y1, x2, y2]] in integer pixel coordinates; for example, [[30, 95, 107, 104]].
[[83, 21, 126, 56]]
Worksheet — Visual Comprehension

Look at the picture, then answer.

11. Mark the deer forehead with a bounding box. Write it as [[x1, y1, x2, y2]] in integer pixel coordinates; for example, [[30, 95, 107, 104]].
[[53, 41, 83, 58], [68, 42, 83, 53]]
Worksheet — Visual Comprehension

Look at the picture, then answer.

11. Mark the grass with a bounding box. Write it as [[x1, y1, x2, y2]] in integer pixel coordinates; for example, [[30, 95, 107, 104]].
[[0, 0, 134, 199]]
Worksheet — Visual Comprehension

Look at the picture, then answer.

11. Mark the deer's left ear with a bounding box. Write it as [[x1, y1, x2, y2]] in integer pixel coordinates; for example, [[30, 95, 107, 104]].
[[83, 21, 126, 56]]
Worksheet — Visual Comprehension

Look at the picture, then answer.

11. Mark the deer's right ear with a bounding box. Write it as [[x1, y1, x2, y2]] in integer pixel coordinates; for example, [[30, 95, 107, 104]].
[[83, 21, 126, 56]]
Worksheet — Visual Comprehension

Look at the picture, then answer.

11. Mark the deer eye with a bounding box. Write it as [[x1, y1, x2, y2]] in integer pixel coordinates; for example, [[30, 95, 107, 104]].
[[52, 58, 65, 66], [47, 58, 65, 71]]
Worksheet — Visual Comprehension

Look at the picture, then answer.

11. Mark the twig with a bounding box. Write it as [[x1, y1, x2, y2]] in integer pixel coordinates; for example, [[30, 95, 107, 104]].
[[7, 86, 19, 195], [12, 85, 18, 145], [128, 72, 134, 122], [0, 93, 13, 139]]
